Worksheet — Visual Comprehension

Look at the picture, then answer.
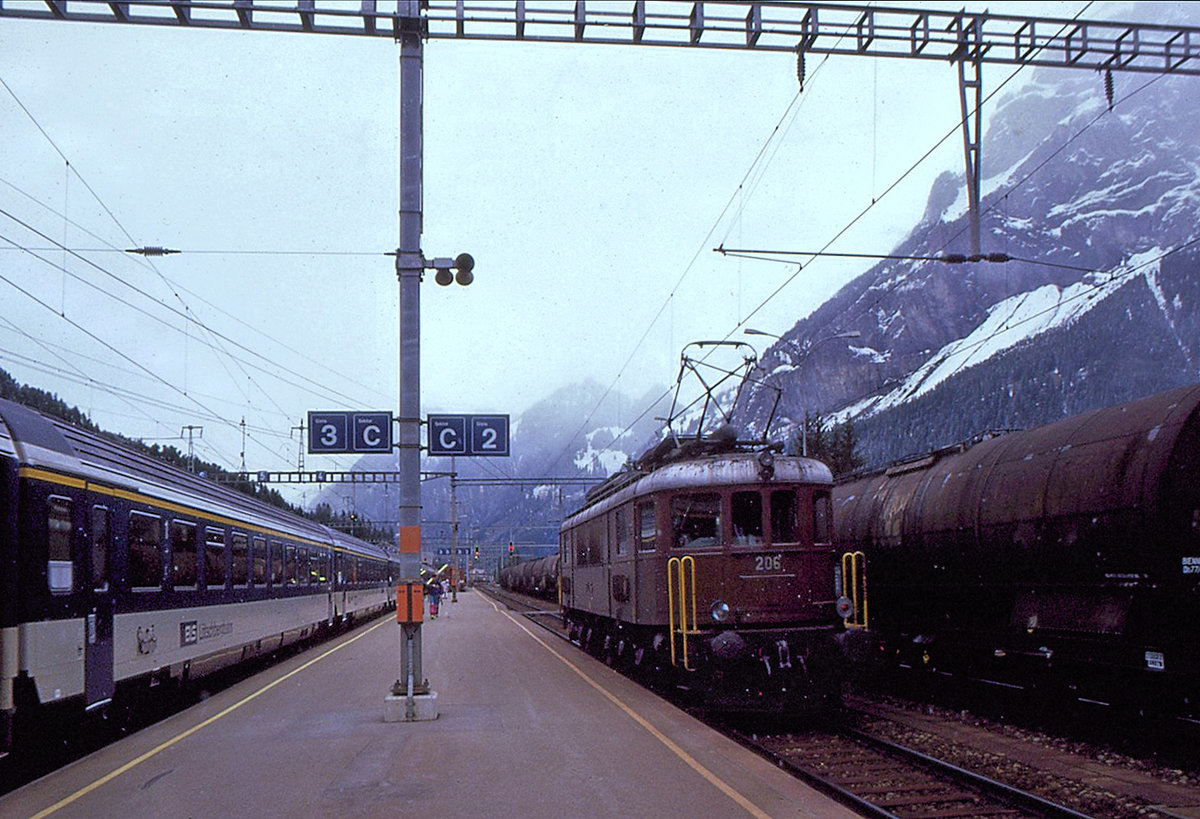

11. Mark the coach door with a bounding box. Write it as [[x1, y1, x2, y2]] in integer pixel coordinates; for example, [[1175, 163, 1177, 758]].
[[84, 504, 115, 708]]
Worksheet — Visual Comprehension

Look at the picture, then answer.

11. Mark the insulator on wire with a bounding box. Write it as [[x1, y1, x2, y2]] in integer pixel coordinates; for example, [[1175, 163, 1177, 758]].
[[126, 246, 179, 256], [1104, 68, 1114, 111], [796, 49, 806, 92]]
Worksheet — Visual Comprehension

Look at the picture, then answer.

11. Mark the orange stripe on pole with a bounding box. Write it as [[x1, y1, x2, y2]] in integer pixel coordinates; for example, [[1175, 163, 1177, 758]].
[[400, 525, 421, 554]]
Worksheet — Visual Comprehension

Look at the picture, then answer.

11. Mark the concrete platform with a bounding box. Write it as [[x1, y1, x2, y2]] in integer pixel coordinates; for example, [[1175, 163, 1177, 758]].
[[1, 590, 857, 818]]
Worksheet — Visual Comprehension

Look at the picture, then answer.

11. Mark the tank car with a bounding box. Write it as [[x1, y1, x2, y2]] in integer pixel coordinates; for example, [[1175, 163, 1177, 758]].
[[834, 382, 1200, 716], [497, 554, 558, 600], [0, 398, 399, 757], [560, 433, 847, 713]]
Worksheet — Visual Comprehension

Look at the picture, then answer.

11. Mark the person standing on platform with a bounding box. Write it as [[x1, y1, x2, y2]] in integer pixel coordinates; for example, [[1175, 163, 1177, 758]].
[[427, 579, 442, 619]]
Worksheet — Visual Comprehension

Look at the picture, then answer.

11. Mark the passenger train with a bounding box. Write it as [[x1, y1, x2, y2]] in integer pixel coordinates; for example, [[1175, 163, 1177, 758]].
[[0, 398, 398, 757], [834, 382, 1200, 717]]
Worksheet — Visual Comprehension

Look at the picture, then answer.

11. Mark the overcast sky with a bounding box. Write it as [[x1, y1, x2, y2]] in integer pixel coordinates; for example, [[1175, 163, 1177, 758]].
[[0, 0, 1185, 497]]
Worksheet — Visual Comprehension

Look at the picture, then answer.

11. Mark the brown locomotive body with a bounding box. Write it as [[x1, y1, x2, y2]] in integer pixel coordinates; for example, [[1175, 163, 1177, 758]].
[[559, 438, 846, 711]]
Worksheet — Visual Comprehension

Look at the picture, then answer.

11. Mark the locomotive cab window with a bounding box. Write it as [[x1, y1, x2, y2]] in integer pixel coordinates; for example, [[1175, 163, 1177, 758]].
[[731, 491, 764, 547], [672, 492, 721, 550], [770, 490, 800, 545], [813, 490, 832, 544], [47, 496, 73, 594]]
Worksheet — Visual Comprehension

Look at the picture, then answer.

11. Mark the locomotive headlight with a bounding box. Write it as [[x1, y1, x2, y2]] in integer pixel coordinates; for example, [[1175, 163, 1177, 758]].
[[711, 600, 732, 623]]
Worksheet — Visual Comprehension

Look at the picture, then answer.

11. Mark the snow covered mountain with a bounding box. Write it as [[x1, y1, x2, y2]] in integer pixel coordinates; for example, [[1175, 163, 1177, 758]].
[[738, 56, 1200, 468]]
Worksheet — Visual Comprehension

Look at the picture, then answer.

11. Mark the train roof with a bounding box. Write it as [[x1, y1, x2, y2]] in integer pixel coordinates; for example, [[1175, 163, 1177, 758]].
[[0, 398, 389, 560], [838, 381, 1200, 487], [563, 443, 832, 529]]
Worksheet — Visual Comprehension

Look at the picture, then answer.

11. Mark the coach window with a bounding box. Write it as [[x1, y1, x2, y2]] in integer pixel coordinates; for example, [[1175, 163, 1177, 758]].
[[47, 496, 74, 594], [813, 490, 832, 545], [298, 547, 310, 585], [252, 536, 267, 585], [770, 490, 800, 545], [90, 506, 110, 592], [204, 528, 227, 590], [231, 532, 250, 586], [129, 512, 163, 590], [171, 521, 198, 589], [636, 500, 657, 552], [671, 493, 721, 550], [269, 539, 284, 586], [284, 543, 298, 585], [731, 491, 764, 547], [615, 507, 631, 556]]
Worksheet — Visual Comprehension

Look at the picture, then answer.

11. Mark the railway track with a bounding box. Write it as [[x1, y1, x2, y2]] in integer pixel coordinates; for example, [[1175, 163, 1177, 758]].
[[735, 728, 1093, 819], [478, 585, 1101, 819]]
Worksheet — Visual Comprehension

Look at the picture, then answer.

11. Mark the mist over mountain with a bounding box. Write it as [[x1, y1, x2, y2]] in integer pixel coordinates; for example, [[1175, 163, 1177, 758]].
[[736, 58, 1200, 468]]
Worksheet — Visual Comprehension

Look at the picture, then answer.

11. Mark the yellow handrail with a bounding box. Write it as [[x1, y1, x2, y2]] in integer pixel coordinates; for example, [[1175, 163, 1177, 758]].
[[667, 555, 697, 669], [841, 550, 868, 629]]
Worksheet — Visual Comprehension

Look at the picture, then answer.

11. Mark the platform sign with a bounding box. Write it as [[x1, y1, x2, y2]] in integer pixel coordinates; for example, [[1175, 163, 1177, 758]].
[[470, 414, 510, 456], [353, 412, 392, 453], [427, 415, 468, 456], [308, 411, 393, 454], [427, 413, 509, 457]]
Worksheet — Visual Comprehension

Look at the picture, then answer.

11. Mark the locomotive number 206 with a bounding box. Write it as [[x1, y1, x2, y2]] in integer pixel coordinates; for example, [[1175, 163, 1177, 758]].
[[755, 554, 783, 572]]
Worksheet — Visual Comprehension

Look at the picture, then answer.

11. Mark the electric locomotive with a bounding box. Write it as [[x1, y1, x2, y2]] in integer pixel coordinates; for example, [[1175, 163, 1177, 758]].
[[559, 341, 851, 712], [833, 382, 1200, 716], [0, 398, 398, 757]]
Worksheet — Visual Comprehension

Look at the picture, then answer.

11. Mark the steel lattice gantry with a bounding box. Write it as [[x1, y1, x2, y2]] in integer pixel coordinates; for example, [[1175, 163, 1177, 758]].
[[5, 1, 1199, 73], [6, 1, 1199, 254]]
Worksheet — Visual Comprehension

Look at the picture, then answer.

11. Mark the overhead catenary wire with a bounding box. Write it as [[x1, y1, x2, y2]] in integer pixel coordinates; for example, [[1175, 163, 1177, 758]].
[[580, 2, 1137, 466], [537, 35, 850, 476], [715, 246, 1098, 275], [0, 227, 369, 410], [0, 70, 397, 474]]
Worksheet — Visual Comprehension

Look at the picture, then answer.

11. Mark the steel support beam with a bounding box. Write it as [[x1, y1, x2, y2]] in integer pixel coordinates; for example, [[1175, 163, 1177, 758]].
[[395, 0, 428, 706], [5, 2, 1196, 76], [954, 16, 985, 256]]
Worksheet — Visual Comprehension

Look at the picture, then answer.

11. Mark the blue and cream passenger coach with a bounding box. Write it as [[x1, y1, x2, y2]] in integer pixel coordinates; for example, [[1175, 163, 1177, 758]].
[[0, 399, 397, 756]]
